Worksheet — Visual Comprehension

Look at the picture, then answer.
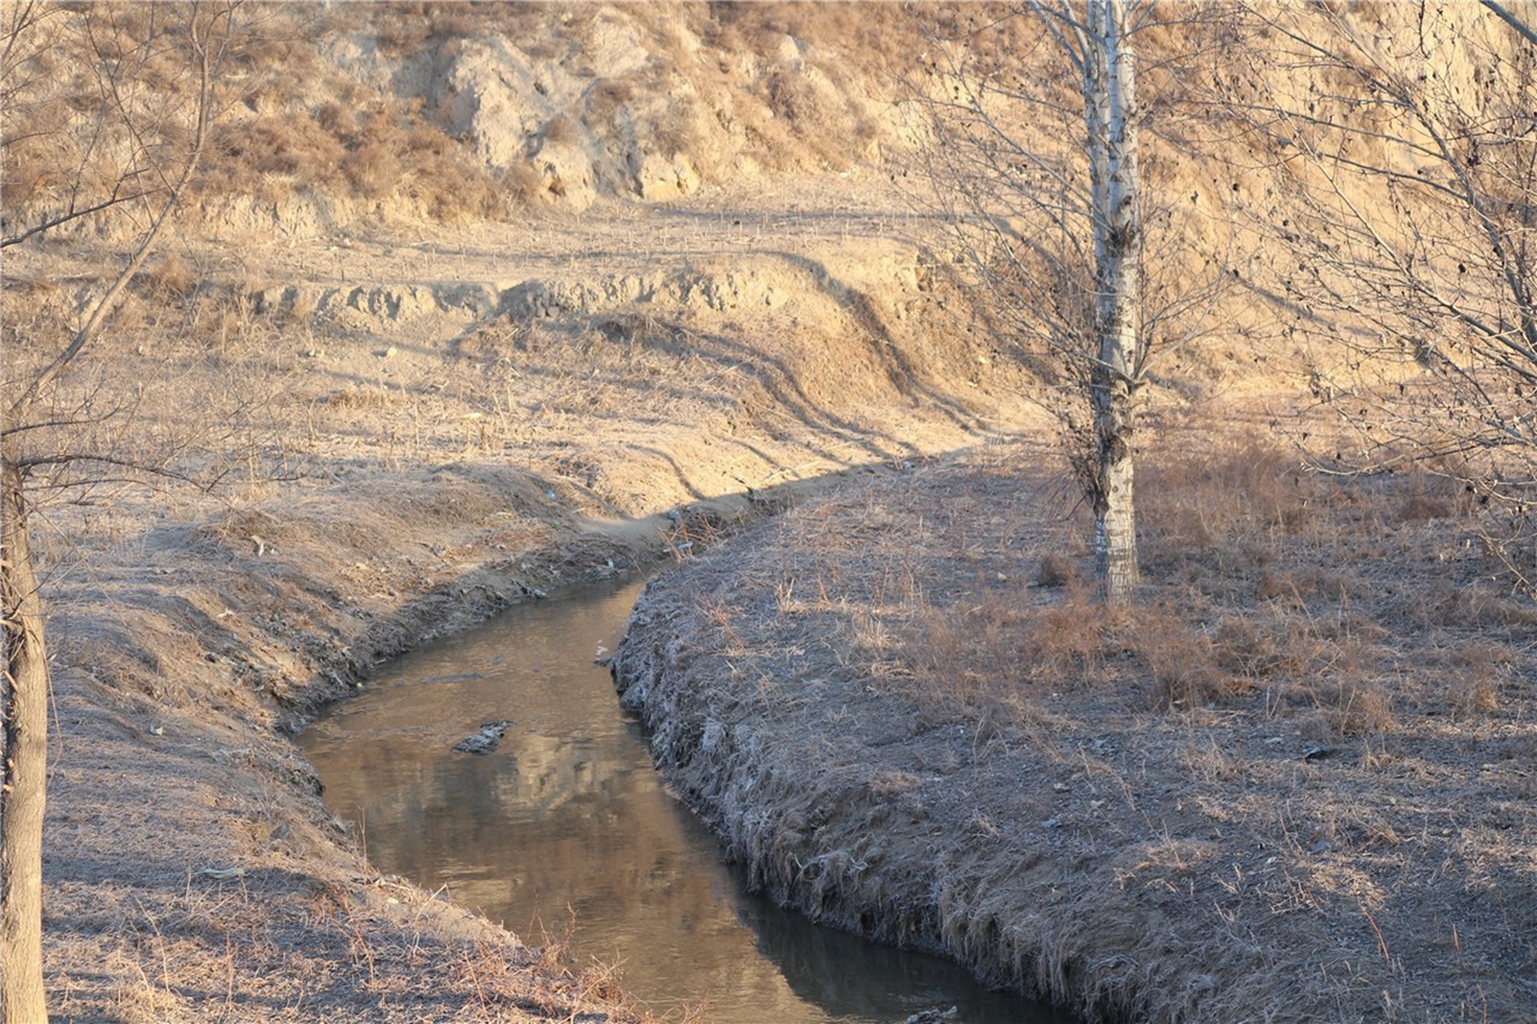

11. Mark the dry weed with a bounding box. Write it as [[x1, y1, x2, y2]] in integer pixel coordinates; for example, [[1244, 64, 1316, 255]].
[[1123, 603, 1236, 708], [1034, 550, 1078, 588]]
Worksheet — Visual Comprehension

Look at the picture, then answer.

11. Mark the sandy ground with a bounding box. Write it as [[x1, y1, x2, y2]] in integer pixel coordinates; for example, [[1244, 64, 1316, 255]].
[[7, 173, 1051, 1021]]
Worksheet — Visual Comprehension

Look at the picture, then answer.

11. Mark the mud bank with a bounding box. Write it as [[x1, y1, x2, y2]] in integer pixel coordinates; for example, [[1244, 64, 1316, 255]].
[[610, 446, 1537, 1024], [37, 465, 689, 1021]]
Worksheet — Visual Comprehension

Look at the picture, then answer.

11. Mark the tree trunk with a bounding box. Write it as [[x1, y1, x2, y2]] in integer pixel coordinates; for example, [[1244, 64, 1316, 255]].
[[1085, 0, 1142, 606], [1, 450, 50, 1023]]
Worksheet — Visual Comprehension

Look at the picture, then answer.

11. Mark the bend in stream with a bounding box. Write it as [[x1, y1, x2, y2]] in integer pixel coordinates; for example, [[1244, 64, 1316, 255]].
[[300, 578, 1073, 1023]]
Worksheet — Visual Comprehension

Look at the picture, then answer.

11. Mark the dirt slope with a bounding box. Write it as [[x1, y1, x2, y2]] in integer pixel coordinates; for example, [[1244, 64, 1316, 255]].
[[6, 168, 1046, 1020]]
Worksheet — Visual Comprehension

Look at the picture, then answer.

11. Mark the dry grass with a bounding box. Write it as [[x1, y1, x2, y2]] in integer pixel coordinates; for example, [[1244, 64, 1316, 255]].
[[766, 435, 1461, 736], [616, 431, 1537, 1022]]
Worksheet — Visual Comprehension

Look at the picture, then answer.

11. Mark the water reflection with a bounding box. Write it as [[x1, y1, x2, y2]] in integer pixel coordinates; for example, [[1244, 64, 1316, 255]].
[[301, 578, 1071, 1023]]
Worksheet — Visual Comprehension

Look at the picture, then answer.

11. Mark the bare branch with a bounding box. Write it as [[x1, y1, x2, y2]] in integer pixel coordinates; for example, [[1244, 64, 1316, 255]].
[[7, 1, 231, 421], [1479, 0, 1537, 48], [0, 187, 164, 249]]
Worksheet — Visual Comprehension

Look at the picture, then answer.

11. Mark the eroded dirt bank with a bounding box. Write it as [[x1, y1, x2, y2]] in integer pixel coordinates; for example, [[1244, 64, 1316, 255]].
[[15, 174, 1051, 1020], [612, 441, 1537, 1024], [38, 434, 976, 1022]]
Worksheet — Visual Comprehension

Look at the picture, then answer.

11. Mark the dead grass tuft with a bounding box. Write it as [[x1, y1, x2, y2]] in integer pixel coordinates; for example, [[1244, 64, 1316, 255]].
[[1443, 641, 1510, 717], [1306, 676, 1397, 735], [1125, 603, 1237, 708], [1140, 435, 1314, 569], [133, 251, 199, 303], [1034, 550, 1078, 588]]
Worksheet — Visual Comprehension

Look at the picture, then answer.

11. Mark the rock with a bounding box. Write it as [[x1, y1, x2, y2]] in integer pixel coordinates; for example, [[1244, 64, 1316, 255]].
[[636, 152, 700, 200], [906, 1008, 959, 1024], [453, 720, 514, 755]]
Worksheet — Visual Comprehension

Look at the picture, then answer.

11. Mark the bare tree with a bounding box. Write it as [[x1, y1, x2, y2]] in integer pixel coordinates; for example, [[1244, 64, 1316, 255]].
[[915, 1, 1234, 605], [1, 4, 237, 1017], [1237, 2, 1537, 575]]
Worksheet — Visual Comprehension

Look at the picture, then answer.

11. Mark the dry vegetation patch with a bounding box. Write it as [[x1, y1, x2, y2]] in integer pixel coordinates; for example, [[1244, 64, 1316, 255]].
[[614, 434, 1537, 1022]]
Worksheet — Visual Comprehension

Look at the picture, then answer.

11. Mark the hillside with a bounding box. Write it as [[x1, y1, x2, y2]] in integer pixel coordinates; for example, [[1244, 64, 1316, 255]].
[[2, 2, 1534, 1022]]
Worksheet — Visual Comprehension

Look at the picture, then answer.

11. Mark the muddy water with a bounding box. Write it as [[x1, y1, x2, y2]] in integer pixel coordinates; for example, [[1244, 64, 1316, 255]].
[[301, 578, 1071, 1024]]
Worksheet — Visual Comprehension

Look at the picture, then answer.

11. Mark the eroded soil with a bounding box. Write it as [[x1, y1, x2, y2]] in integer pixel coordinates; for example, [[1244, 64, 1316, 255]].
[[9, 175, 1048, 1021]]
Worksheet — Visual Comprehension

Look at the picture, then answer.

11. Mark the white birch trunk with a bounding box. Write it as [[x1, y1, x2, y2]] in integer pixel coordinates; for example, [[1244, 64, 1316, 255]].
[[2, 450, 51, 1023], [1084, 0, 1142, 606]]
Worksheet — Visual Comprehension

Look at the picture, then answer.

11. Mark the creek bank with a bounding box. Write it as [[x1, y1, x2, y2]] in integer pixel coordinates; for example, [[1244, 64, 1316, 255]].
[[609, 513, 1123, 1017], [38, 445, 942, 1019], [36, 461, 785, 1021], [301, 576, 1067, 1024], [609, 445, 1537, 1024]]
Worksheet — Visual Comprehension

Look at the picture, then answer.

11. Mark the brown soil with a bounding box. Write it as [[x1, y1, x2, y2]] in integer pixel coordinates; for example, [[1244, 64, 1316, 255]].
[[611, 434, 1537, 1023], [5, 172, 1046, 1021], [8, 5, 1531, 1020]]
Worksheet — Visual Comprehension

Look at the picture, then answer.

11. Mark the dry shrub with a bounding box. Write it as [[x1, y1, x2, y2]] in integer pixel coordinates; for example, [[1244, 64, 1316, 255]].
[[1425, 583, 1537, 629], [1140, 437, 1314, 570], [1177, 735, 1247, 783], [1265, 614, 1378, 687], [905, 601, 1023, 710], [1213, 614, 1283, 679], [132, 251, 198, 303], [1395, 485, 1457, 523], [1019, 585, 1106, 682], [1306, 676, 1396, 736], [707, 1, 936, 72], [341, 141, 402, 197], [191, 17, 507, 221], [900, 584, 1103, 719], [1254, 570, 1304, 605], [1443, 641, 1509, 717], [1034, 551, 1077, 588], [313, 100, 357, 138], [1121, 603, 1236, 708]]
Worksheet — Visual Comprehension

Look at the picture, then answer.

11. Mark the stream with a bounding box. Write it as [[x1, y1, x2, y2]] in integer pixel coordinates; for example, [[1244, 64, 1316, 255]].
[[300, 577, 1072, 1023]]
